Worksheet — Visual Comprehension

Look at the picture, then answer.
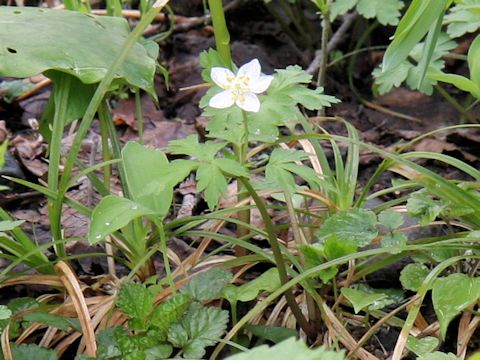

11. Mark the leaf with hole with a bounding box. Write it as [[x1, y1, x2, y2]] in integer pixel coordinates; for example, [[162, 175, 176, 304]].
[[0, 7, 157, 96]]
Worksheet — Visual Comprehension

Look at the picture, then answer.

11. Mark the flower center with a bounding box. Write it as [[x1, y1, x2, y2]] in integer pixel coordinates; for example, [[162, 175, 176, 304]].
[[226, 76, 251, 102]]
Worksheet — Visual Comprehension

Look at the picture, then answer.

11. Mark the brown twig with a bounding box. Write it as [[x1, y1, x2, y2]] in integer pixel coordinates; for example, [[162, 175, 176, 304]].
[[307, 12, 357, 76]]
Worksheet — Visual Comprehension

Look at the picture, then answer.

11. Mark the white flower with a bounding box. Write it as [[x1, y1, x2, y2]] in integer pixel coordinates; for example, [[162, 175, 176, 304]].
[[209, 59, 274, 113]]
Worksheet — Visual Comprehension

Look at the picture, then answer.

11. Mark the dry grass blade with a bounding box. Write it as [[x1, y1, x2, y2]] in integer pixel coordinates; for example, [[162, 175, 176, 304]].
[[55, 261, 97, 357], [457, 310, 480, 359], [0, 275, 63, 288], [1, 323, 13, 360]]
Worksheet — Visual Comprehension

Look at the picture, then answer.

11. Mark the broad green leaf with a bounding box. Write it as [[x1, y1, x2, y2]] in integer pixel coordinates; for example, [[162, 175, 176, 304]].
[[444, 0, 480, 38], [145, 345, 173, 360], [467, 34, 480, 89], [428, 73, 480, 99], [96, 327, 123, 359], [150, 293, 192, 333], [316, 209, 378, 247], [122, 142, 182, 216], [378, 210, 404, 230], [400, 263, 430, 291], [355, 283, 404, 310], [0, 305, 11, 320], [168, 303, 229, 359], [0, 220, 24, 232], [330, 0, 357, 20], [382, 0, 448, 72], [225, 337, 345, 360], [298, 244, 338, 283], [10, 344, 57, 360], [222, 268, 281, 303], [117, 283, 154, 331], [407, 336, 439, 356], [0, 7, 157, 96], [88, 195, 154, 243], [432, 273, 480, 339], [341, 287, 387, 314], [418, 352, 461, 360], [356, 0, 404, 25], [181, 268, 233, 302], [323, 234, 358, 260], [24, 312, 81, 332], [286, 86, 340, 110], [196, 163, 228, 210], [244, 324, 297, 344]]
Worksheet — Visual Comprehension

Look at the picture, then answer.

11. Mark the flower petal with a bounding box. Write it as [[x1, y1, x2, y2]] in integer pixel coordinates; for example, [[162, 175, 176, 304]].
[[236, 92, 260, 112], [237, 59, 261, 80], [209, 90, 235, 109], [211, 67, 235, 89], [249, 74, 274, 94]]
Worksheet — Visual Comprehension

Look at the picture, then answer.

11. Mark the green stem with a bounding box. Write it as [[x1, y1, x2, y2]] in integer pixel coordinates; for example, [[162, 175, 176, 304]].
[[48, 75, 73, 258], [56, 0, 170, 218], [208, 0, 232, 67], [234, 111, 251, 257], [239, 178, 315, 338], [152, 218, 176, 293], [98, 107, 112, 191], [316, 0, 331, 117], [134, 88, 145, 144], [435, 84, 477, 123]]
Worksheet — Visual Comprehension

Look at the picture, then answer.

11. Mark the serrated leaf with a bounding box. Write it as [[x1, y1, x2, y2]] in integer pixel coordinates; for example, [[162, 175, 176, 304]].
[[0, 7, 157, 96], [378, 210, 404, 230], [10, 344, 57, 360], [330, 0, 357, 20], [317, 209, 378, 247], [200, 48, 231, 83], [196, 163, 228, 210], [145, 344, 173, 360], [96, 327, 123, 359], [400, 263, 430, 291], [167, 303, 229, 359], [8, 297, 39, 314], [168, 135, 227, 162], [356, 0, 404, 25], [269, 65, 312, 91], [181, 268, 233, 302], [444, 0, 480, 38], [432, 273, 480, 339], [151, 293, 192, 332], [88, 195, 154, 243], [407, 336, 439, 356], [225, 337, 345, 360], [373, 62, 412, 95], [117, 283, 154, 331], [24, 312, 81, 332], [286, 86, 340, 110], [212, 158, 248, 178], [341, 287, 387, 314], [222, 268, 281, 303]]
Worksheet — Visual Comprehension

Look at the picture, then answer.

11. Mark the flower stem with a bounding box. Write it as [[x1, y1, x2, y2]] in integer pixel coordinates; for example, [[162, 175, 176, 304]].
[[239, 178, 315, 338], [208, 0, 232, 67], [234, 111, 250, 257]]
